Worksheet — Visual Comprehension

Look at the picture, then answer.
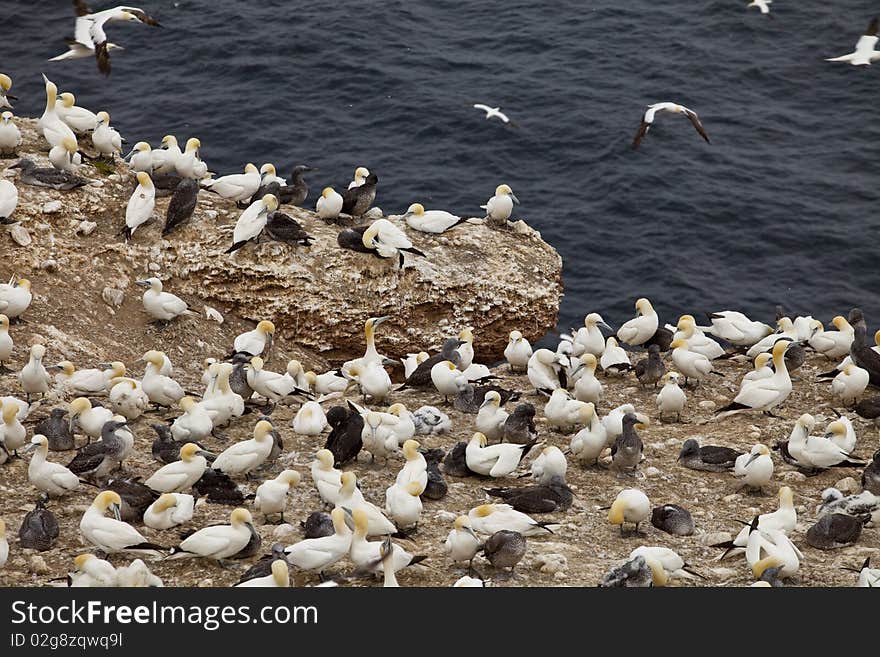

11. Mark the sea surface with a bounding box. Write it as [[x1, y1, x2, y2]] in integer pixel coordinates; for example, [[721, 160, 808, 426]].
[[4, 0, 880, 335]]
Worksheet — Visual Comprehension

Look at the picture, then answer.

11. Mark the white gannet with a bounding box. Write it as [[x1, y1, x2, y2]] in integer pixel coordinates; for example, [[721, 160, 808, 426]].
[[383, 403, 415, 445], [92, 111, 123, 158], [476, 391, 509, 441], [831, 362, 869, 405], [311, 449, 343, 505], [827, 17, 880, 66], [124, 141, 152, 172], [482, 184, 519, 227], [0, 277, 32, 319], [145, 443, 209, 493], [292, 401, 327, 436], [115, 559, 163, 587], [349, 509, 421, 575], [602, 403, 636, 445], [674, 315, 724, 359], [246, 356, 290, 403], [48, 136, 82, 173], [385, 480, 424, 529], [395, 439, 427, 489], [608, 488, 651, 535], [168, 508, 254, 562], [316, 186, 344, 220], [336, 472, 397, 536], [572, 353, 603, 403], [37, 76, 76, 148], [531, 445, 567, 484], [827, 415, 857, 454], [715, 486, 797, 559], [599, 337, 631, 375], [141, 350, 184, 407], [254, 470, 301, 522], [473, 104, 510, 123], [0, 314, 12, 372], [66, 397, 112, 440], [808, 316, 854, 359], [455, 328, 475, 370], [80, 491, 162, 555], [25, 435, 79, 497], [527, 348, 566, 393], [747, 0, 771, 14], [570, 403, 606, 465], [543, 389, 587, 432], [630, 546, 699, 585], [170, 396, 213, 442], [343, 316, 391, 374], [656, 371, 686, 421], [284, 507, 352, 574], [468, 503, 553, 536], [746, 318, 798, 358], [175, 137, 206, 179], [360, 218, 426, 267], [19, 343, 51, 402], [851, 558, 880, 588], [403, 203, 467, 234], [0, 74, 15, 110], [617, 298, 659, 346], [151, 135, 182, 174], [744, 352, 774, 383], [574, 313, 612, 357], [402, 351, 429, 379], [361, 411, 399, 461], [68, 553, 117, 587], [504, 330, 532, 372], [347, 361, 393, 402], [305, 369, 348, 395], [61, 2, 160, 73], [0, 178, 17, 226], [199, 363, 244, 427], [55, 92, 98, 134], [227, 193, 278, 253], [122, 172, 155, 239], [453, 575, 484, 587], [705, 310, 773, 347], [746, 524, 802, 580], [632, 102, 710, 149], [136, 277, 193, 322], [431, 360, 467, 402], [734, 444, 773, 491], [235, 559, 290, 588], [444, 515, 481, 567], [0, 113, 21, 156], [201, 163, 260, 202], [211, 420, 275, 477], [347, 166, 370, 189], [670, 339, 717, 386], [55, 360, 123, 395], [233, 320, 275, 357], [716, 340, 793, 417], [465, 432, 532, 477], [143, 493, 195, 530], [0, 401, 26, 455]]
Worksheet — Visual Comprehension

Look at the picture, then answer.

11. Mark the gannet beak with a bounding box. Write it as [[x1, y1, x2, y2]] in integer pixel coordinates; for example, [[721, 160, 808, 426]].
[[47, 364, 63, 372], [374, 316, 391, 326], [571, 363, 585, 376], [135, 280, 151, 287], [23, 442, 39, 453], [510, 193, 520, 205], [744, 452, 761, 467], [382, 358, 400, 366], [465, 527, 478, 539], [122, 149, 134, 160], [197, 450, 216, 461], [111, 503, 122, 522], [598, 321, 613, 332]]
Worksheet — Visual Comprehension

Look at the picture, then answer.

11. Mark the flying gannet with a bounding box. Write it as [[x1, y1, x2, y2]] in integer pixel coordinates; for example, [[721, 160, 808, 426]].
[[827, 17, 880, 66], [473, 104, 510, 123], [632, 102, 710, 149]]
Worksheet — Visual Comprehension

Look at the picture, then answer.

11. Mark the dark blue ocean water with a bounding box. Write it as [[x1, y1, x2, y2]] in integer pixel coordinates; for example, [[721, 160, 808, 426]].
[[4, 0, 880, 333]]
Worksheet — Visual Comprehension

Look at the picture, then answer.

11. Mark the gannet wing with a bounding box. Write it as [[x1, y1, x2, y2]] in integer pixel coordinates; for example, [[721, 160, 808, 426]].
[[631, 120, 650, 149], [684, 109, 710, 143]]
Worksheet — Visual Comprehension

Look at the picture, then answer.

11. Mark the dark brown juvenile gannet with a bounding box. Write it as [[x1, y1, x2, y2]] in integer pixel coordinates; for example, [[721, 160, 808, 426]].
[[848, 309, 880, 385], [651, 504, 695, 536], [162, 178, 198, 237], [422, 448, 448, 500], [481, 530, 526, 574], [805, 513, 866, 550], [862, 449, 880, 495], [610, 413, 645, 474], [11, 158, 87, 190], [502, 403, 537, 445], [279, 165, 315, 206], [35, 407, 75, 451], [484, 475, 573, 513], [443, 441, 471, 478], [301, 511, 334, 539], [19, 495, 59, 551], [677, 438, 742, 472], [324, 403, 363, 467], [341, 172, 378, 217], [263, 211, 313, 246], [634, 344, 665, 387]]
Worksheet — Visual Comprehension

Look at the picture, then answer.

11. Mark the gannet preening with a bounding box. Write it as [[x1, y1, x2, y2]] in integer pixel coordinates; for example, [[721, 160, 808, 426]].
[[831, 362, 869, 405], [226, 193, 278, 253], [167, 508, 254, 562], [169, 397, 212, 443], [37, 76, 76, 148], [827, 17, 880, 66], [715, 340, 794, 417], [284, 507, 352, 575], [403, 203, 469, 234], [476, 391, 509, 441], [142, 493, 194, 530], [25, 435, 80, 497], [746, 519, 802, 580], [630, 546, 701, 585], [136, 277, 194, 323], [92, 111, 123, 158], [608, 488, 651, 535], [121, 171, 155, 240], [19, 497, 59, 551], [543, 389, 587, 432], [706, 311, 773, 345], [316, 186, 344, 221], [651, 504, 694, 536], [0, 74, 16, 109], [712, 486, 796, 559], [107, 377, 148, 420], [468, 503, 555, 537], [734, 444, 774, 491], [747, 0, 771, 14], [175, 138, 206, 179], [527, 348, 566, 393], [341, 172, 378, 217], [19, 344, 50, 402], [48, 136, 83, 173], [292, 401, 328, 435], [482, 184, 519, 227], [55, 92, 98, 134], [431, 360, 467, 402], [67, 553, 117, 587], [254, 470, 300, 522], [141, 351, 184, 407], [599, 337, 631, 375], [385, 480, 425, 529], [0, 112, 21, 156], [80, 491, 165, 556], [617, 298, 659, 346], [808, 316, 854, 359], [444, 515, 481, 569], [339, 218, 426, 267], [632, 102, 710, 149], [11, 157, 87, 191], [465, 432, 535, 477], [347, 166, 370, 189], [473, 103, 510, 123]]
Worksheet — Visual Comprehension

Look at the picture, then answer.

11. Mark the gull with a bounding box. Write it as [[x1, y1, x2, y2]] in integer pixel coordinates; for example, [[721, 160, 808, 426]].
[[632, 102, 710, 149], [747, 0, 771, 14], [827, 17, 880, 66], [473, 104, 510, 124]]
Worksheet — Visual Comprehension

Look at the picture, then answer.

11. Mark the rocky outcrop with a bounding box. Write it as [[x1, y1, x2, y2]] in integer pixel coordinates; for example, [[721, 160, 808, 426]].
[[2, 119, 562, 364]]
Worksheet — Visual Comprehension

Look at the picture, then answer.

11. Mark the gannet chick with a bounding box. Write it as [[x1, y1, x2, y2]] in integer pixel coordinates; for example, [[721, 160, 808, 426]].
[[65, 421, 125, 481], [650, 504, 694, 536], [734, 444, 774, 491], [37, 77, 75, 147], [311, 449, 343, 504], [531, 445, 568, 484], [498, 402, 536, 445], [385, 480, 424, 529], [444, 515, 480, 569], [630, 546, 701, 584], [92, 111, 122, 158], [233, 320, 275, 357], [600, 337, 631, 375], [145, 443, 209, 492], [25, 435, 79, 497], [504, 330, 532, 372], [161, 177, 198, 236], [34, 408, 74, 451], [0, 111, 19, 157], [120, 172, 156, 240], [832, 362, 869, 405], [412, 405, 452, 435], [68, 553, 117, 587], [827, 17, 880, 65], [80, 491, 164, 556], [316, 186, 343, 220], [570, 403, 607, 466], [168, 508, 254, 562], [19, 496, 59, 551], [617, 298, 659, 346], [611, 413, 647, 475], [143, 493, 194, 530], [817, 488, 880, 524], [655, 371, 686, 421], [141, 351, 184, 407], [483, 184, 519, 227], [403, 202, 468, 234], [341, 172, 378, 217], [527, 348, 566, 393], [212, 420, 275, 477], [254, 470, 301, 522], [677, 438, 742, 472], [716, 340, 794, 417], [608, 488, 651, 535], [485, 475, 573, 513], [806, 513, 866, 550], [284, 507, 352, 575], [476, 391, 509, 441], [136, 277, 193, 322], [348, 166, 370, 189], [632, 102, 710, 149], [226, 194, 279, 253], [468, 503, 554, 536], [600, 555, 652, 587], [0, 278, 32, 321], [633, 344, 665, 388], [466, 432, 534, 477]]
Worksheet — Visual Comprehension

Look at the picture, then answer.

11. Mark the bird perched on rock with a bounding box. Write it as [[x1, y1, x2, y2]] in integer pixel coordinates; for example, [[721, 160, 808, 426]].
[[162, 178, 198, 237], [421, 448, 448, 500], [341, 172, 378, 217], [19, 496, 59, 551], [10, 158, 87, 190], [805, 513, 866, 550], [263, 211, 313, 246]]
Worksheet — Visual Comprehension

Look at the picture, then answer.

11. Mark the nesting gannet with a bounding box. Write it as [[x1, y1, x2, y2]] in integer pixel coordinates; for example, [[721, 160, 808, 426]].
[[348, 361, 394, 403], [175, 137, 205, 178], [734, 444, 774, 491], [54, 361, 122, 395], [168, 397, 212, 443], [0, 113, 21, 156], [55, 92, 98, 135], [341, 173, 378, 217], [65, 397, 109, 441], [651, 504, 695, 536], [347, 166, 370, 190], [716, 340, 793, 417], [431, 360, 467, 402], [466, 432, 534, 477], [137, 277, 193, 322], [527, 348, 566, 393], [316, 186, 343, 221], [0, 278, 31, 320], [212, 420, 275, 477], [654, 371, 686, 421], [704, 311, 773, 347], [827, 17, 880, 66], [358, 218, 426, 266], [610, 412, 647, 474], [746, 520, 802, 580], [233, 320, 275, 358], [37, 76, 76, 148], [311, 449, 343, 504], [608, 488, 651, 535], [25, 435, 79, 497], [385, 480, 425, 529], [91, 111, 123, 158], [324, 406, 363, 467], [476, 391, 509, 441], [788, 415, 865, 470], [120, 172, 156, 239], [444, 515, 481, 568], [143, 493, 194, 530], [253, 470, 300, 523], [141, 351, 184, 407], [263, 211, 313, 246], [482, 184, 519, 227], [569, 403, 607, 465], [403, 203, 468, 234], [502, 330, 532, 372], [48, 136, 84, 173], [744, 352, 774, 384], [632, 102, 710, 149], [712, 486, 796, 559], [291, 401, 326, 436], [630, 546, 700, 585], [124, 141, 152, 172], [80, 491, 164, 555], [284, 507, 352, 574], [145, 443, 209, 492], [485, 475, 572, 514], [66, 553, 117, 587], [599, 337, 631, 375], [36, 408, 74, 451], [616, 298, 659, 346], [677, 438, 741, 473], [168, 508, 254, 562], [831, 362, 869, 405], [0, 74, 15, 110], [468, 503, 554, 536], [747, 0, 771, 14], [337, 471, 397, 536], [225, 193, 278, 253], [11, 157, 87, 190]]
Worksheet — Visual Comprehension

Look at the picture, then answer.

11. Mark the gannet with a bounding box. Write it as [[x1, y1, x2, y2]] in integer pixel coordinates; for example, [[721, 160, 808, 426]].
[[602, 403, 636, 445], [817, 488, 880, 524], [348, 362, 393, 402], [233, 558, 289, 588], [347, 166, 370, 189], [431, 360, 467, 402], [480, 529, 526, 574], [11, 157, 87, 190], [473, 104, 510, 123], [465, 432, 534, 477], [233, 320, 275, 357], [634, 344, 666, 387], [0, 113, 22, 156], [543, 389, 587, 431], [92, 111, 123, 158], [0, 400, 26, 456], [599, 337, 631, 375], [527, 348, 566, 393], [744, 352, 774, 384], [66, 397, 112, 440], [350, 509, 422, 576], [0, 315, 12, 373], [115, 558, 163, 587], [674, 315, 724, 359], [0, 73, 15, 110], [444, 515, 481, 569], [212, 420, 275, 477], [789, 417, 865, 470], [0, 519, 7, 568], [169, 397, 212, 443], [610, 412, 646, 474], [292, 401, 328, 435], [747, 0, 771, 14], [831, 362, 869, 405], [137, 277, 193, 322], [677, 438, 741, 472], [385, 480, 424, 529], [284, 507, 352, 574], [403, 202, 468, 234], [476, 391, 509, 441], [704, 310, 773, 346], [143, 493, 194, 530], [37, 76, 76, 148], [827, 17, 880, 66], [227, 193, 280, 253], [632, 102, 710, 149], [360, 411, 399, 461], [570, 403, 607, 465], [55, 360, 123, 395], [360, 217, 425, 266], [124, 141, 152, 172], [67, 553, 117, 587], [617, 298, 659, 346], [655, 371, 686, 421], [199, 364, 243, 427], [393, 439, 427, 489], [716, 340, 793, 417], [846, 557, 880, 587], [175, 137, 205, 179], [746, 521, 802, 580], [468, 503, 554, 536], [277, 164, 314, 206], [501, 403, 536, 445], [503, 330, 532, 372], [608, 488, 651, 535], [168, 508, 254, 562], [570, 354, 602, 403], [341, 172, 378, 217], [25, 435, 80, 497], [311, 449, 343, 504], [529, 445, 566, 485], [828, 414, 857, 454], [263, 211, 313, 246], [19, 496, 59, 551], [316, 186, 343, 220], [485, 475, 572, 514], [159, 176, 198, 235], [651, 504, 695, 536], [734, 444, 773, 490], [65, 421, 125, 481], [808, 316, 854, 359], [254, 470, 301, 522], [120, 172, 156, 239], [573, 314, 611, 358], [151, 135, 181, 174], [630, 546, 700, 585], [48, 136, 83, 173], [600, 555, 652, 587], [80, 491, 164, 555], [141, 351, 184, 407], [712, 487, 796, 559], [55, 92, 98, 134], [482, 184, 519, 227], [145, 443, 209, 492]]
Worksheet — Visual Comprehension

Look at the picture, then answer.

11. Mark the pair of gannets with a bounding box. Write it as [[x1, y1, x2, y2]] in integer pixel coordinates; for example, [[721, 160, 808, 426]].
[[526, 348, 567, 393], [53, 92, 98, 134], [713, 487, 796, 559], [672, 315, 724, 359], [544, 388, 589, 431], [68, 554, 163, 587], [808, 316, 854, 359], [226, 194, 279, 253], [247, 357, 309, 405], [476, 391, 509, 440], [346, 218, 426, 267], [284, 507, 351, 574], [787, 414, 864, 470]]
